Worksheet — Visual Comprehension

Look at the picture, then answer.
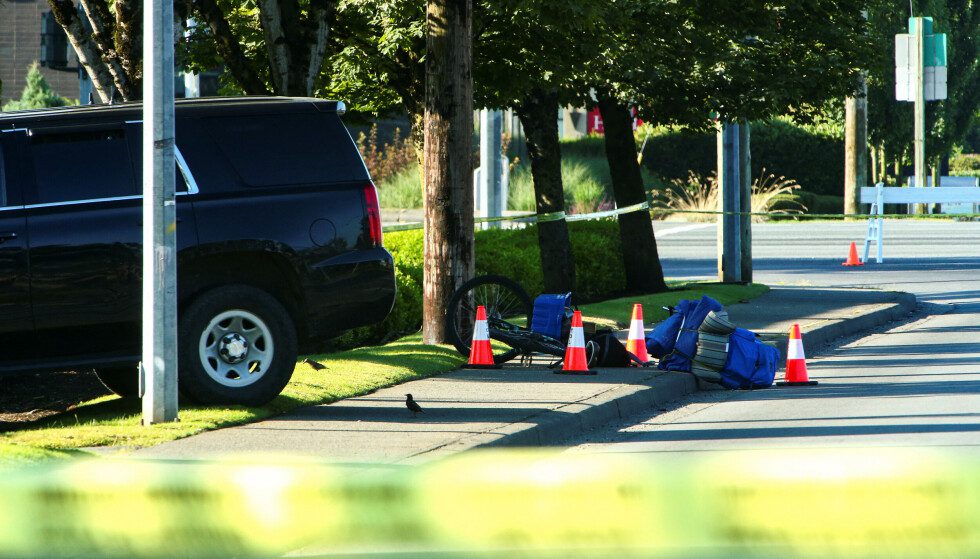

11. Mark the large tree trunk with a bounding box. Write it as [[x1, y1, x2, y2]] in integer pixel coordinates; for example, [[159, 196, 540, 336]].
[[596, 94, 667, 293], [257, 0, 333, 96], [422, 0, 474, 344], [194, 0, 271, 95], [48, 0, 116, 102], [516, 88, 576, 294]]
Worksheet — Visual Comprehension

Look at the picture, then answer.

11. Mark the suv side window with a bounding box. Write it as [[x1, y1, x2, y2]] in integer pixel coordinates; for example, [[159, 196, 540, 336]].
[[205, 113, 358, 187], [30, 128, 136, 204]]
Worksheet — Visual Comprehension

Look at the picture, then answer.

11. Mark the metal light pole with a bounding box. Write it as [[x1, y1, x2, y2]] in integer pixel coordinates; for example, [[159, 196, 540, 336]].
[[913, 16, 927, 213], [142, 0, 179, 424], [717, 121, 742, 283], [475, 109, 504, 229]]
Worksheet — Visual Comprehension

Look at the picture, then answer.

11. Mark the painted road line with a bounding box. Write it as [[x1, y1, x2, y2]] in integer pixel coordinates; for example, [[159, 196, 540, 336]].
[[656, 223, 715, 238]]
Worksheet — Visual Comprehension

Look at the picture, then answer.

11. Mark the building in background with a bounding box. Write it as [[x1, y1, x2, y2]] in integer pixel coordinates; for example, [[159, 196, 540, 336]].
[[0, 0, 80, 104], [1, 0, 219, 106]]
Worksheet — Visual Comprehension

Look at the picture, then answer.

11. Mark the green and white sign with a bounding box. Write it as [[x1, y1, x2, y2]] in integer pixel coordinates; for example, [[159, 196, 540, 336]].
[[895, 17, 948, 101]]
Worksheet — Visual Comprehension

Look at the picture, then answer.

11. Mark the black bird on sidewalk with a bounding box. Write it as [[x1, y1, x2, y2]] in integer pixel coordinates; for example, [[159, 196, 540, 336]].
[[405, 394, 425, 417]]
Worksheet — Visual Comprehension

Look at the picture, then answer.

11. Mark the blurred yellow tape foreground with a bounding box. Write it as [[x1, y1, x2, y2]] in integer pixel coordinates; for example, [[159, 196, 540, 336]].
[[0, 448, 977, 558]]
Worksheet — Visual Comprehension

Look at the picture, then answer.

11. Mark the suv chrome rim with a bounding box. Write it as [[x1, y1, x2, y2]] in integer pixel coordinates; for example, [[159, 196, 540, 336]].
[[199, 310, 275, 388]]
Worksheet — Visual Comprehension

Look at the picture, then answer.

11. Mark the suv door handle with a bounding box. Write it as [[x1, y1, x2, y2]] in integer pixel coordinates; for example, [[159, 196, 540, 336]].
[[0, 232, 17, 244]]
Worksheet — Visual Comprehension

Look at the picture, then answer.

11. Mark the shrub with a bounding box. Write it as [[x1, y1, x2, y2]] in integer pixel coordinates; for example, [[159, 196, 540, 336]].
[[333, 219, 626, 348], [1, 63, 71, 111], [507, 155, 655, 213], [950, 153, 980, 174], [639, 119, 844, 198], [356, 125, 417, 185], [654, 169, 806, 222], [377, 167, 423, 209]]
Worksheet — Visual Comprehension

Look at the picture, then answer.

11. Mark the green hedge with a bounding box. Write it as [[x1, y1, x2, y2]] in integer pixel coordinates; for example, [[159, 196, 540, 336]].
[[951, 153, 980, 174], [640, 119, 845, 197], [333, 219, 625, 348]]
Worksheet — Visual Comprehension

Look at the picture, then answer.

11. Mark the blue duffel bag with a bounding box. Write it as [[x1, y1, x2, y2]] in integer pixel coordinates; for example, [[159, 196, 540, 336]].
[[718, 328, 780, 389], [645, 301, 689, 358], [658, 295, 724, 372]]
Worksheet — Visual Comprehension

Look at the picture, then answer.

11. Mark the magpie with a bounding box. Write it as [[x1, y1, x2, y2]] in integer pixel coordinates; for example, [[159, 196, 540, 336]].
[[405, 394, 425, 417]]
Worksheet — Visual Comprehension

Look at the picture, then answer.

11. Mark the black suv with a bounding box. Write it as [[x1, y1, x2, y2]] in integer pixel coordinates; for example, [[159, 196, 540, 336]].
[[0, 97, 395, 406]]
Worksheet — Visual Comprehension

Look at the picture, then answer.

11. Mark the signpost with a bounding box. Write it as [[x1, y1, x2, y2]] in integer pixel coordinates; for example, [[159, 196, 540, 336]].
[[895, 16, 947, 213], [717, 121, 742, 283], [142, 0, 179, 424]]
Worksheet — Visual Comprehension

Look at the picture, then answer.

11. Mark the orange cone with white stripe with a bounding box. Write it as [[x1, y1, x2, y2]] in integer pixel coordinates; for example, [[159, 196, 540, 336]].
[[465, 306, 501, 369], [625, 303, 650, 365], [776, 323, 818, 386], [558, 310, 595, 375]]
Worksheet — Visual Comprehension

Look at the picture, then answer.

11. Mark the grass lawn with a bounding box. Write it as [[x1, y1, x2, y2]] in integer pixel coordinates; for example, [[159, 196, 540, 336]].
[[0, 282, 766, 458], [580, 282, 769, 328]]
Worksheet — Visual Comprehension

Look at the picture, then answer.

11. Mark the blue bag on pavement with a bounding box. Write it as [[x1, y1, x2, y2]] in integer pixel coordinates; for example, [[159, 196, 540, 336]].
[[718, 328, 780, 389], [645, 300, 690, 358], [658, 295, 724, 372]]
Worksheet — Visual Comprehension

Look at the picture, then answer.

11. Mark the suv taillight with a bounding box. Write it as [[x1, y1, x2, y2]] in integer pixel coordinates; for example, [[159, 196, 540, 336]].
[[363, 183, 383, 247]]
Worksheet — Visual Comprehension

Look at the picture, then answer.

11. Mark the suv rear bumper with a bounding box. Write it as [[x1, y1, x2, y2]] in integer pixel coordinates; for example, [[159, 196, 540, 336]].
[[302, 247, 396, 345]]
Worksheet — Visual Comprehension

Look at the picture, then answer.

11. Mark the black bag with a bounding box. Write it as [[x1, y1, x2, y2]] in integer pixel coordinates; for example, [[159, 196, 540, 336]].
[[587, 332, 649, 367]]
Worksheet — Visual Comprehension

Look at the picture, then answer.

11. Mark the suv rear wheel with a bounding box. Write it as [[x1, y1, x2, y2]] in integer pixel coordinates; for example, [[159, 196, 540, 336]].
[[179, 285, 297, 406]]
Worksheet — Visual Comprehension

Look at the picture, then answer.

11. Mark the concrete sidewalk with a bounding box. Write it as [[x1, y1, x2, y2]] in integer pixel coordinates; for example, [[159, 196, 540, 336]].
[[134, 287, 916, 463]]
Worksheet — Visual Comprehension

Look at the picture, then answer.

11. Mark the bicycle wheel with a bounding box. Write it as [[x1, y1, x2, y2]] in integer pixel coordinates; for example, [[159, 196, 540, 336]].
[[446, 275, 533, 364]]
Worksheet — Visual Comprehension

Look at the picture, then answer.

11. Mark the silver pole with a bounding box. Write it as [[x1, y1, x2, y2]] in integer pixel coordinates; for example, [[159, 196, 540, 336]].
[[142, 0, 179, 424], [477, 109, 503, 229], [913, 16, 926, 213], [717, 121, 742, 283]]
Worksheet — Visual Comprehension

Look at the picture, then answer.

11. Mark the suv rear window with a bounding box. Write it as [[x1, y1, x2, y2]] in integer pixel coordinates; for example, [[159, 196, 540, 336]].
[[30, 129, 136, 203], [204, 113, 359, 187]]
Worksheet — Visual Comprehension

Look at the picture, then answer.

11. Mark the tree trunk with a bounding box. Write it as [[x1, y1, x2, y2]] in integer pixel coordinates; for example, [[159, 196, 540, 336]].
[[516, 88, 576, 294], [194, 0, 271, 95], [48, 0, 116, 102], [595, 94, 667, 293], [422, 0, 474, 344]]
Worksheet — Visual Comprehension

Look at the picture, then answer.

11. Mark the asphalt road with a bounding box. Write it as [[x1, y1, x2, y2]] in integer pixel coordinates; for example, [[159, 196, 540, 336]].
[[568, 220, 980, 453]]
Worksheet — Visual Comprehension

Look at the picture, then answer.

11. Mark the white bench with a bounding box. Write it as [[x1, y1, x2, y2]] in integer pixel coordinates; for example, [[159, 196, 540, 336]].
[[860, 181, 980, 263]]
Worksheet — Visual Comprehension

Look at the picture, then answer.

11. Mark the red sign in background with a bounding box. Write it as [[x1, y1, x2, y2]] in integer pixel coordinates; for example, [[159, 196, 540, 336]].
[[586, 107, 643, 135]]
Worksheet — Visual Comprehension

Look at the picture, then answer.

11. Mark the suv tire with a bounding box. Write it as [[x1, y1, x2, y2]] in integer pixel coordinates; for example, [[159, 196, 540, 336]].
[[178, 285, 297, 406], [94, 365, 140, 399]]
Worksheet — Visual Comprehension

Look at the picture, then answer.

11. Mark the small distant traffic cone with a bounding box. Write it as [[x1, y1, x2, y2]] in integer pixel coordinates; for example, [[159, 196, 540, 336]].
[[625, 303, 651, 366], [464, 306, 501, 369], [842, 242, 864, 267], [557, 310, 595, 375], [776, 323, 818, 386]]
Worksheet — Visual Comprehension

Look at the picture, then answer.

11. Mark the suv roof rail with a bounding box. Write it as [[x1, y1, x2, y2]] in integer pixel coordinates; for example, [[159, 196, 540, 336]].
[[0, 97, 347, 122]]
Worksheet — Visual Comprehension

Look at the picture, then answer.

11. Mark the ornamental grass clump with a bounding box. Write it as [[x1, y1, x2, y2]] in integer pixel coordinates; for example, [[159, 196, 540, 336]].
[[654, 169, 807, 222]]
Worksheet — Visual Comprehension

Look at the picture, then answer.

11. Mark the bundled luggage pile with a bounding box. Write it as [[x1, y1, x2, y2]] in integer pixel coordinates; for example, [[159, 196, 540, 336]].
[[645, 296, 780, 389]]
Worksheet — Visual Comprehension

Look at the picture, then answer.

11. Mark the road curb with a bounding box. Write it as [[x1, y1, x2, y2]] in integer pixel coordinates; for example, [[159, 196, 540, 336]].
[[470, 291, 918, 450]]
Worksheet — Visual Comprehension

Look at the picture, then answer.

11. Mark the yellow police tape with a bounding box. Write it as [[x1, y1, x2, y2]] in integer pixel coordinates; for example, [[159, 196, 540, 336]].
[[382, 203, 979, 233], [0, 448, 976, 558]]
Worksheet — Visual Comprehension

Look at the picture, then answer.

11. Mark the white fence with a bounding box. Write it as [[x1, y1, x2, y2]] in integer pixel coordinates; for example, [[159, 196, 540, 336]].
[[860, 181, 980, 263]]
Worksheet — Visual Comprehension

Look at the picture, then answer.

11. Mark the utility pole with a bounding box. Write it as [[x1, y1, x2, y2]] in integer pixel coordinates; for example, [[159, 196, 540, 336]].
[[142, 0, 179, 424], [422, 0, 475, 343], [739, 121, 752, 283], [845, 9, 869, 218], [844, 81, 868, 217], [717, 121, 742, 283]]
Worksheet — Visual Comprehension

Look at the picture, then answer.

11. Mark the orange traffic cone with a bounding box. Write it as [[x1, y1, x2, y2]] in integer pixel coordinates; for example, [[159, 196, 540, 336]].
[[776, 323, 818, 386], [557, 310, 595, 375], [464, 306, 502, 369], [625, 303, 650, 365], [842, 242, 864, 267]]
